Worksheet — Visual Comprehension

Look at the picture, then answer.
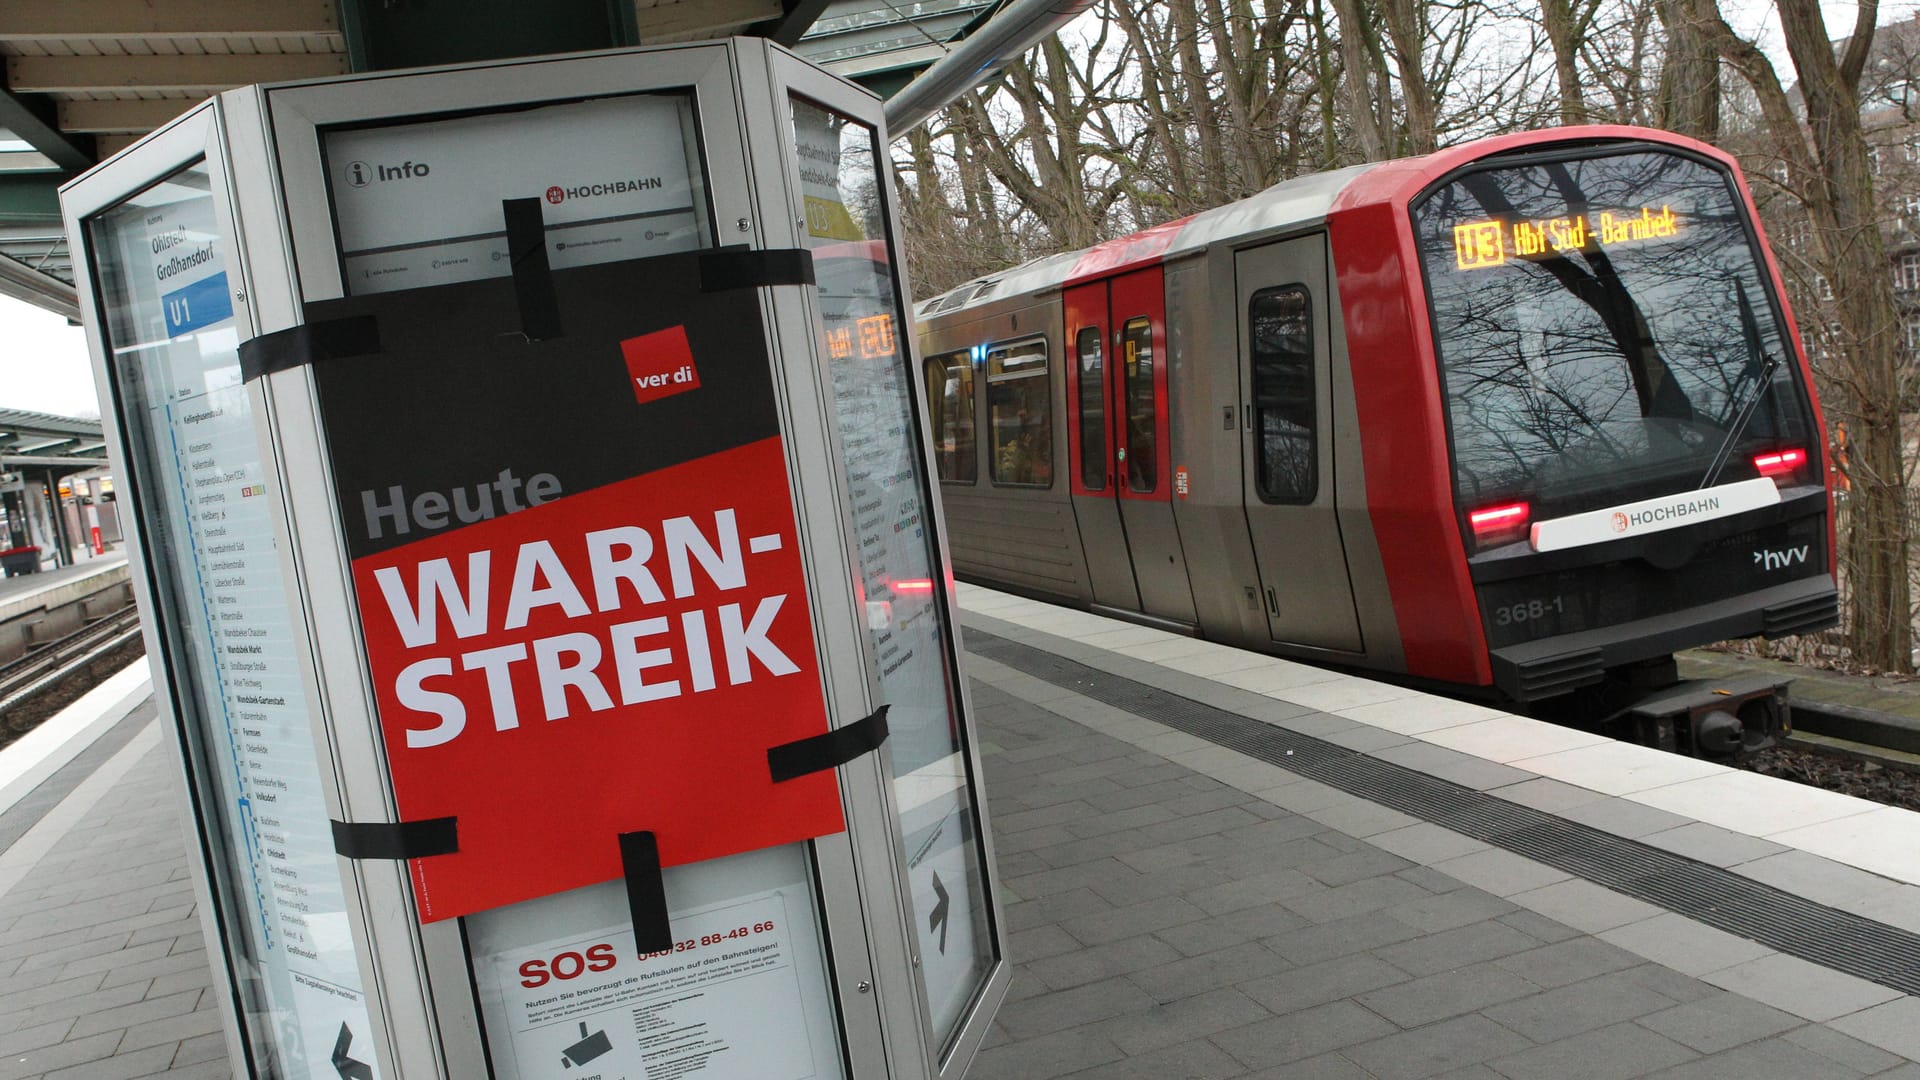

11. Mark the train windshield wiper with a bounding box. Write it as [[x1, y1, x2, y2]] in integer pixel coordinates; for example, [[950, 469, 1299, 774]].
[[1699, 284, 1778, 489]]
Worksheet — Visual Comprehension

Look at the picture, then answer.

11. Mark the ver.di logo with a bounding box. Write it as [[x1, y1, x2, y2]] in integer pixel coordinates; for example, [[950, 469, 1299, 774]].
[[1612, 512, 1630, 533]]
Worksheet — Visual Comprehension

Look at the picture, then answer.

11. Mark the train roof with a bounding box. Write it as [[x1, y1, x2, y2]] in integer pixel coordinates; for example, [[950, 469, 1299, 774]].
[[913, 125, 1736, 323], [914, 163, 1370, 320]]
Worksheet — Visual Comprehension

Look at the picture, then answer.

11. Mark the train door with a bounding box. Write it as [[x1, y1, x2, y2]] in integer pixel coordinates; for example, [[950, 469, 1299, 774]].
[[1064, 270, 1198, 623], [1236, 238, 1364, 652], [1064, 281, 1140, 608]]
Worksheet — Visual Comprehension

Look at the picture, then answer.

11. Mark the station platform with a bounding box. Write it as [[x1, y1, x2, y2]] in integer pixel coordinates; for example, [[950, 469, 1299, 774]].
[[0, 585, 1917, 1078], [0, 555, 132, 665], [0, 554, 129, 623]]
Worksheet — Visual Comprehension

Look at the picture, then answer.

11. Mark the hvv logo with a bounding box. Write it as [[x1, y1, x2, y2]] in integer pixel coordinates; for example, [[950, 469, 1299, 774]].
[[1753, 546, 1809, 571]]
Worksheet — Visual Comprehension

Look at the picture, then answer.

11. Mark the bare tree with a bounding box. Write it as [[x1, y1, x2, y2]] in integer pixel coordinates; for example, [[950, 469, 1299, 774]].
[[1703, 0, 1914, 671], [1658, 0, 1721, 137]]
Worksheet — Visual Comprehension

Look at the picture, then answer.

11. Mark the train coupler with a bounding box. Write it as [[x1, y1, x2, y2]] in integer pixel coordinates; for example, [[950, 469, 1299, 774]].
[[1610, 675, 1792, 758]]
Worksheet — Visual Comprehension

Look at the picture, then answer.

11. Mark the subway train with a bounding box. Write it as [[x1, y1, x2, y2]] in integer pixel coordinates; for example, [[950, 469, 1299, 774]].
[[912, 125, 1838, 753]]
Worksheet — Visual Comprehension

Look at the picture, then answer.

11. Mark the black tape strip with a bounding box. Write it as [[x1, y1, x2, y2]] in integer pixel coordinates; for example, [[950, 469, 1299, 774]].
[[503, 197, 562, 341], [768, 705, 890, 784], [699, 247, 816, 292], [330, 816, 458, 861], [620, 831, 674, 956], [238, 315, 381, 383]]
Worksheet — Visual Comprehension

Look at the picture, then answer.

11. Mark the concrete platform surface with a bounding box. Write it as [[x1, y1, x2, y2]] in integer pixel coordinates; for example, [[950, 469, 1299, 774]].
[[0, 593, 1917, 1078]]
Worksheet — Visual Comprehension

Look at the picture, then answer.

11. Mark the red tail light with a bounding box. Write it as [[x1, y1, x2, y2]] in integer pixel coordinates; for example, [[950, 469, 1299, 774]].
[[1752, 448, 1807, 479], [1468, 502, 1531, 547]]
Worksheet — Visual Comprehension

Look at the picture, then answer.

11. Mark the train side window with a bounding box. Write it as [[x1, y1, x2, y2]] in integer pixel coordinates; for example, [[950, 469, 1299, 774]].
[[986, 338, 1052, 488], [1076, 327, 1105, 490], [1250, 286, 1317, 503], [1122, 317, 1156, 492], [925, 350, 977, 483]]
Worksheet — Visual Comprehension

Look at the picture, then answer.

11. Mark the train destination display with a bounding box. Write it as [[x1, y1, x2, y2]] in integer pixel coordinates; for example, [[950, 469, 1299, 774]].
[[92, 167, 375, 1079], [1453, 205, 1682, 269]]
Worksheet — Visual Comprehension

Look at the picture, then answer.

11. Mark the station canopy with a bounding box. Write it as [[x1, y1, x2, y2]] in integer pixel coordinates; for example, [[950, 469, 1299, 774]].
[[0, 407, 107, 472], [0, 0, 1000, 321]]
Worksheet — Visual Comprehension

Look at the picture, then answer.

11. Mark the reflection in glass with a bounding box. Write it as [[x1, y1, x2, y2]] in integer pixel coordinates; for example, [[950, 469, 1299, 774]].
[[1076, 327, 1106, 490], [1251, 286, 1316, 502], [987, 340, 1052, 487], [92, 165, 372, 1079], [925, 351, 977, 483], [1122, 318, 1157, 492], [1412, 149, 1817, 520], [791, 96, 998, 1051]]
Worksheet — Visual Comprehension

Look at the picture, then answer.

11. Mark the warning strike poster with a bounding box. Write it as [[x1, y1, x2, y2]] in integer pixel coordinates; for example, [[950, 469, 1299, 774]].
[[306, 249, 843, 920]]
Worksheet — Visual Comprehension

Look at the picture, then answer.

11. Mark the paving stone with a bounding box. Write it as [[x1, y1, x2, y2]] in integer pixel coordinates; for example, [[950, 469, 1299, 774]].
[[1492, 936, 1643, 989], [1185, 868, 1323, 917], [1127, 942, 1292, 1005], [1056, 1037, 1249, 1080], [1152, 915, 1263, 958], [1785, 1023, 1911, 1075], [998, 976, 1159, 1039], [1342, 1013, 1534, 1080], [1298, 846, 1416, 887], [1481, 968, 1681, 1042], [0, 1030, 122, 1080], [1028, 934, 1185, 992], [1508, 878, 1665, 935], [1096, 987, 1271, 1056], [170, 1031, 227, 1068], [1488, 1020, 1699, 1080], [1238, 953, 1410, 1016], [116, 1003, 225, 1051], [1642, 1037, 1871, 1079], [42, 1041, 178, 1080], [1700, 953, 1901, 1023], [0, 1018, 73, 1057], [66, 987, 200, 1038], [1830, 998, 1920, 1062], [966, 1022, 1126, 1080], [1635, 990, 1803, 1054], [1243, 1051, 1379, 1078], [1302, 795, 1423, 838], [1280, 873, 1434, 923], [1386, 887, 1518, 933], [1356, 962, 1540, 1027], [146, 1060, 231, 1079], [1430, 847, 1570, 897], [1012, 924, 1086, 963], [1598, 913, 1773, 976], [1370, 918, 1544, 977], [1210, 999, 1398, 1069], [1265, 910, 1425, 966]]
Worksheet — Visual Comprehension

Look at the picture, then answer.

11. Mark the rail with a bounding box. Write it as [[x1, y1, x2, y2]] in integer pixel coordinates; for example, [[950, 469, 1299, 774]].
[[0, 604, 143, 717]]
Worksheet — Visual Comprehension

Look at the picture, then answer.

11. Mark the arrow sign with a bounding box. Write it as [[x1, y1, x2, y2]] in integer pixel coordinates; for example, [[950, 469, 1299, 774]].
[[333, 1022, 373, 1080], [928, 871, 951, 954]]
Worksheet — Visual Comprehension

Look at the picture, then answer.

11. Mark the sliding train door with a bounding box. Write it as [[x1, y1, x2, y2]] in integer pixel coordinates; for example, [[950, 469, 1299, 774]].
[[1236, 237, 1363, 652], [1064, 269, 1196, 624]]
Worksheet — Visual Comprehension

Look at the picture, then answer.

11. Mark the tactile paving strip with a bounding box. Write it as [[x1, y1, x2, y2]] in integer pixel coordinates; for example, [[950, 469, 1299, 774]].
[[967, 629, 1920, 996]]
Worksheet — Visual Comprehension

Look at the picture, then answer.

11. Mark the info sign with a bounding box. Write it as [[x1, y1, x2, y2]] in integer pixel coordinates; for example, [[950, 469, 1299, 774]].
[[305, 250, 845, 921]]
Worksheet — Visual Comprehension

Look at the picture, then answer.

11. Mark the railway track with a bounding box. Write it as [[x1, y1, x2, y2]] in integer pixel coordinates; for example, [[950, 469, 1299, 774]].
[[0, 604, 144, 720]]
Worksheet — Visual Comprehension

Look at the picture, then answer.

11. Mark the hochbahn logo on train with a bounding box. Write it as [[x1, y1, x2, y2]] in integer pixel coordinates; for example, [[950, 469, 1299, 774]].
[[1453, 205, 1682, 270]]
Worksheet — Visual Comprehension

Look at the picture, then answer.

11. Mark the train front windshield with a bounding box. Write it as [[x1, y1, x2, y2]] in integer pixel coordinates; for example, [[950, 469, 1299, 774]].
[[1412, 147, 1818, 532]]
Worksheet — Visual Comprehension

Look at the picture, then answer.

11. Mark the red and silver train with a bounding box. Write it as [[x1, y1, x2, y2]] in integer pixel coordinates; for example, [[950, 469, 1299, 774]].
[[914, 125, 1837, 751]]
